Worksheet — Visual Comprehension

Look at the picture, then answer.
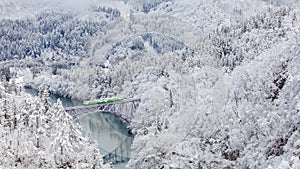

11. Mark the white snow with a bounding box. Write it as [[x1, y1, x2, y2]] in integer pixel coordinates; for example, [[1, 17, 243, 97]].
[[0, 0, 299, 168]]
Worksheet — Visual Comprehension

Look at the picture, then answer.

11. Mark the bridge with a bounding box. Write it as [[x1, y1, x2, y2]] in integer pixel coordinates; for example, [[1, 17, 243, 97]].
[[64, 98, 141, 123], [64, 98, 141, 165]]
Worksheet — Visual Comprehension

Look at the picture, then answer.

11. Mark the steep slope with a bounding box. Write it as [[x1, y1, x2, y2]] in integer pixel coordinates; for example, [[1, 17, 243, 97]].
[[126, 5, 300, 169], [1, 1, 299, 168]]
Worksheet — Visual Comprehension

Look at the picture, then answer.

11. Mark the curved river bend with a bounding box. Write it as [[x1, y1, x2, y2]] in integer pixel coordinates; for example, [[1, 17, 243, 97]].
[[25, 88, 133, 169]]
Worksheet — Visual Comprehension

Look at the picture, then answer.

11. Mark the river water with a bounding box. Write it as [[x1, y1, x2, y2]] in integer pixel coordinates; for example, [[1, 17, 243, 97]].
[[24, 88, 132, 169]]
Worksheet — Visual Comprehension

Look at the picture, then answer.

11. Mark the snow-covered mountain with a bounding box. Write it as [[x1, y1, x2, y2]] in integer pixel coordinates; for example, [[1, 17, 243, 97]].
[[0, 0, 300, 168]]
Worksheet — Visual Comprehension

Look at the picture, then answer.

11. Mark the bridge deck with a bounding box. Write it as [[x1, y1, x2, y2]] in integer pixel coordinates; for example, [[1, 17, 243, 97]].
[[65, 98, 141, 123]]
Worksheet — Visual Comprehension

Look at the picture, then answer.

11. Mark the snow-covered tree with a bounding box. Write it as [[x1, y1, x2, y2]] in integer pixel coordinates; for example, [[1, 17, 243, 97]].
[[1, 0, 300, 168], [0, 81, 111, 168]]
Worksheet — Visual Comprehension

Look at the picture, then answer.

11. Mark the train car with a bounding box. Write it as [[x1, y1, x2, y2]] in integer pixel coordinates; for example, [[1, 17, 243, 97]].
[[83, 97, 123, 105]]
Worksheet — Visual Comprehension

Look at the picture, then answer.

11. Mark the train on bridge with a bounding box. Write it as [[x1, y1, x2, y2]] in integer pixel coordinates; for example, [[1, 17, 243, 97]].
[[66, 97, 140, 123], [83, 97, 124, 105]]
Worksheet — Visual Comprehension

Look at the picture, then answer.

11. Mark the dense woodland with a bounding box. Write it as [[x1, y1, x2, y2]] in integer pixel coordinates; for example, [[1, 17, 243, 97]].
[[0, 0, 299, 168], [0, 80, 112, 168]]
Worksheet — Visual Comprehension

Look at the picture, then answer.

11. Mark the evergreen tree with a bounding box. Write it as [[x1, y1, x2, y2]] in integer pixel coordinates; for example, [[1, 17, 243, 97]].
[[0, 82, 111, 168]]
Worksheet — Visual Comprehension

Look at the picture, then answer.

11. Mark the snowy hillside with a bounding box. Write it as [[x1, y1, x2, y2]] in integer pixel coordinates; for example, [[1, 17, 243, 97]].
[[0, 0, 299, 168], [0, 0, 60, 19], [149, 0, 270, 31]]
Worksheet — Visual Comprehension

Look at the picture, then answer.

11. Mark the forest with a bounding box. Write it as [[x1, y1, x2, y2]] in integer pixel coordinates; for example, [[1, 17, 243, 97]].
[[0, 0, 299, 168]]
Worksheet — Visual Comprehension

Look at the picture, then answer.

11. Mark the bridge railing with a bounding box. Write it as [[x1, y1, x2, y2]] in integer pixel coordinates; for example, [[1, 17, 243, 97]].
[[64, 98, 141, 112], [64, 98, 140, 122]]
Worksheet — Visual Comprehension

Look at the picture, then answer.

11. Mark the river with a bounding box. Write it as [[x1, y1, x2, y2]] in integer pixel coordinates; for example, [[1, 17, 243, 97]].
[[24, 88, 133, 169]]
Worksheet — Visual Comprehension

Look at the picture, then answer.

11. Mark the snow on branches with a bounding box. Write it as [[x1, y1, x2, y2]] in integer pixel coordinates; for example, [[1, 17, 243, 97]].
[[0, 81, 111, 169]]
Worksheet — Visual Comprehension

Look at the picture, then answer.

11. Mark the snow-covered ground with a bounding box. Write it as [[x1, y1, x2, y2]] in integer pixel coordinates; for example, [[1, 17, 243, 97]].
[[0, 0, 300, 168]]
